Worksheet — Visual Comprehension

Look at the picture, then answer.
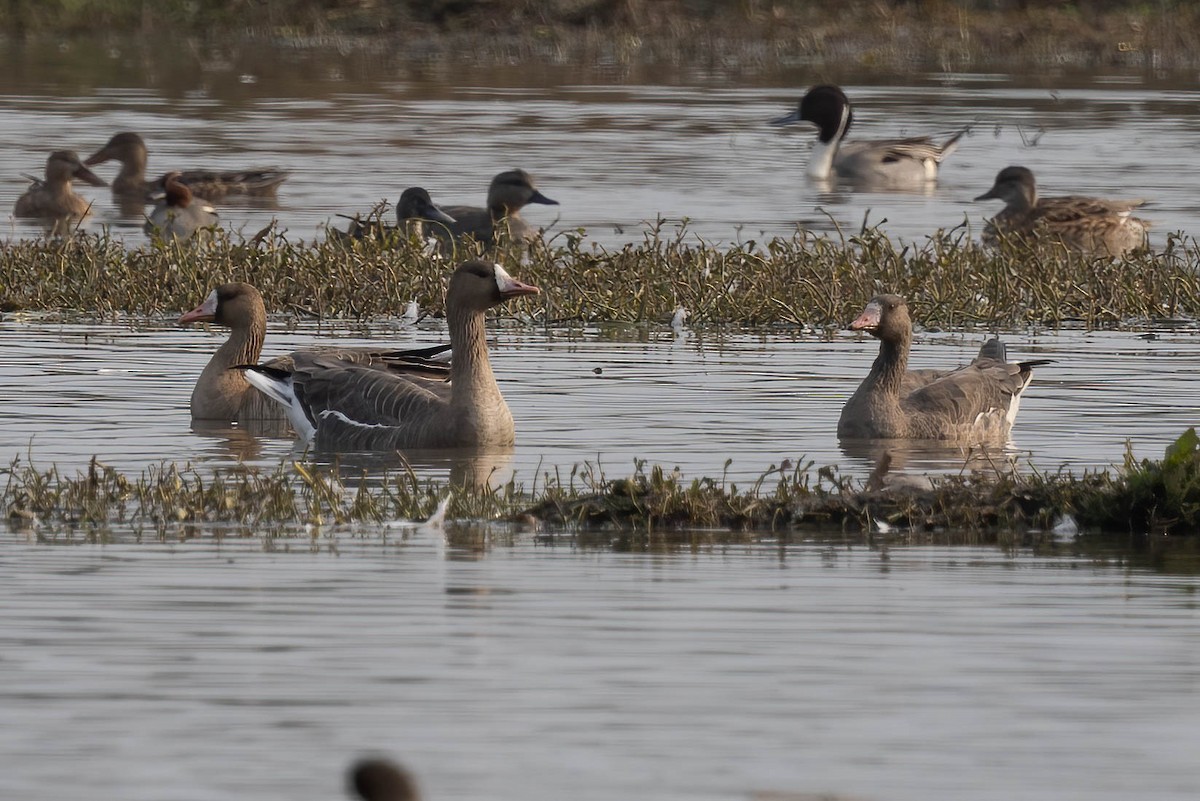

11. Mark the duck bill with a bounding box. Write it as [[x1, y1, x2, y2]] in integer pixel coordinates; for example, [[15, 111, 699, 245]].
[[527, 190, 559, 206], [178, 290, 218, 324], [493, 264, 540, 299], [974, 187, 1000, 202], [768, 110, 802, 127], [849, 302, 881, 332], [75, 164, 109, 188], [83, 146, 113, 167], [426, 204, 456, 225]]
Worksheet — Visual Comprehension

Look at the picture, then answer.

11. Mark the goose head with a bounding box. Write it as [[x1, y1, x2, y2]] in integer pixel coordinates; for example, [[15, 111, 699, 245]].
[[486, 169, 558, 217], [849, 294, 911, 344], [349, 758, 420, 801], [178, 283, 264, 328], [448, 260, 540, 314], [770, 84, 854, 144], [396, 187, 456, 227], [46, 150, 108, 187], [84, 131, 148, 169], [975, 166, 1038, 211]]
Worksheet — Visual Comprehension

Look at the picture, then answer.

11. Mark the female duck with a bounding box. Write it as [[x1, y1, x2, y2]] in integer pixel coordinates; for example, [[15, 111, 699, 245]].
[[145, 172, 220, 240], [770, 85, 963, 188], [441, 169, 558, 245], [242, 260, 539, 450], [975, 166, 1149, 257], [14, 150, 108, 224], [838, 295, 1047, 441], [84, 131, 288, 206]]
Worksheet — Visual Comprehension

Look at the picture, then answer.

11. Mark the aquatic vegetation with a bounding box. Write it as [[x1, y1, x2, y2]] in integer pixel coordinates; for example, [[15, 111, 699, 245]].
[[2, 225, 1200, 329], [5, 440, 1200, 547]]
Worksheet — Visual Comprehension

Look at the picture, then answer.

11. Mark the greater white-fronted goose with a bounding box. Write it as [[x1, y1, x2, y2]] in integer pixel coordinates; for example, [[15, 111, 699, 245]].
[[975, 166, 1150, 257], [145, 172, 220, 240], [14, 150, 107, 223], [84, 131, 288, 205], [441, 169, 558, 245], [837, 295, 1048, 441], [241, 260, 539, 450], [769, 85, 964, 187], [333, 187, 457, 243], [179, 283, 450, 426], [349, 758, 420, 801]]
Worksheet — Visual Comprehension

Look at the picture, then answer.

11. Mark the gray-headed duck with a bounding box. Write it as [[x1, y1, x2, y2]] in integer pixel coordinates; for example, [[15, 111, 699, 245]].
[[441, 169, 558, 246]]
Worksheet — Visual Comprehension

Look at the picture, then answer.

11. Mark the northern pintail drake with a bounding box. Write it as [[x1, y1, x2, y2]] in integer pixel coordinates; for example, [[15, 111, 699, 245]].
[[770, 85, 963, 187], [13, 150, 107, 223], [84, 131, 289, 204], [441, 169, 558, 245], [145, 172, 220, 240], [334, 187, 457, 243], [975, 165, 1150, 257], [349, 758, 420, 801], [242, 260, 539, 450], [838, 295, 1048, 441], [179, 282, 450, 426]]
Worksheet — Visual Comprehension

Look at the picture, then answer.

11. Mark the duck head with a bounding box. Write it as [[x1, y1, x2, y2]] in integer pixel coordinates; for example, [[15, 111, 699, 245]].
[[46, 150, 108, 187], [975, 166, 1038, 210]]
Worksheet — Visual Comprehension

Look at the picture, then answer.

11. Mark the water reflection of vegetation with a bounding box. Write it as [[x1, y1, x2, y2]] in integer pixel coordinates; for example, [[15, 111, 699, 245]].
[[7, 2, 1200, 73], [3, 225, 1200, 328], [5, 432, 1200, 568]]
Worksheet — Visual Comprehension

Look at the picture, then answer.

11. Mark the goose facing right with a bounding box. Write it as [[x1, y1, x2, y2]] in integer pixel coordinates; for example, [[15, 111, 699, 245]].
[[770, 85, 963, 187], [242, 259, 540, 450], [838, 295, 1047, 441]]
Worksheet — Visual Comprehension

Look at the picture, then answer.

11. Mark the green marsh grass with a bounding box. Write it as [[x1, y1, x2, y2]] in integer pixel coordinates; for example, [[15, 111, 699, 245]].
[[7, 433, 1200, 547], [3, 225, 1200, 328]]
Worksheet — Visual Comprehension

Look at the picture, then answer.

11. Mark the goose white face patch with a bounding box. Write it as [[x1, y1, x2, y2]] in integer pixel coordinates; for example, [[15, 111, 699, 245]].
[[493, 263, 515, 291]]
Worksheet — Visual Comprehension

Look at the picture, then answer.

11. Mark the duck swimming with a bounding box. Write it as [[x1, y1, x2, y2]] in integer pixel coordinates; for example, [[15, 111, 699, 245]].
[[440, 169, 558, 246], [13, 150, 107, 226], [144, 172, 220, 240], [333, 187, 457, 243], [84, 131, 288, 208], [770, 85, 963, 188], [975, 165, 1150, 257]]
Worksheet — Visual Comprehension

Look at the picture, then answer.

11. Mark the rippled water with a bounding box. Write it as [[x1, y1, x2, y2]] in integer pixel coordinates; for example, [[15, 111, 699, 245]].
[[3, 43, 1200, 248], [2, 320, 1198, 483], [4, 44, 1199, 801], [2, 536, 1197, 801]]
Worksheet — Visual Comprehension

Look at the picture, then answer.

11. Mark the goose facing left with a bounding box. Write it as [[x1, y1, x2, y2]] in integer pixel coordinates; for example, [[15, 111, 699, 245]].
[[838, 294, 1047, 441], [179, 282, 453, 427], [242, 260, 539, 451], [770, 85, 963, 187]]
